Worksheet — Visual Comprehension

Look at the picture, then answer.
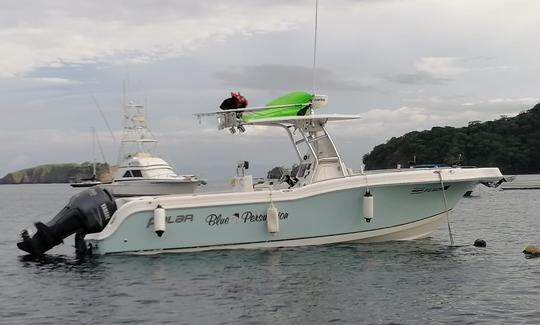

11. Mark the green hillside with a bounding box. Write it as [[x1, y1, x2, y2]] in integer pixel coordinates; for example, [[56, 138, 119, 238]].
[[363, 103, 540, 174], [0, 162, 111, 184]]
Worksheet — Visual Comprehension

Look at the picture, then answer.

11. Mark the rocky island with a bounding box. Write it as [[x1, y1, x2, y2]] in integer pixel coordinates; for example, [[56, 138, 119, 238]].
[[0, 162, 111, 184]]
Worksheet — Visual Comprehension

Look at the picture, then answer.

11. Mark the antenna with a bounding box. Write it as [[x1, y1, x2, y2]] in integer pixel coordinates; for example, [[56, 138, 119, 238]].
[[312, 0, 319, 95], [94, 131, 108, 165], [91, 94, 116, 142], [122, 80, 126, 112], [91, 127, 96, 176]]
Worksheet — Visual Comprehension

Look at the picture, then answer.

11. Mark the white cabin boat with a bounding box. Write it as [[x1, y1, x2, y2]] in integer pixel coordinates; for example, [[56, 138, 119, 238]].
[[100, 103, 203, 197], [103, 152, 201, 197]]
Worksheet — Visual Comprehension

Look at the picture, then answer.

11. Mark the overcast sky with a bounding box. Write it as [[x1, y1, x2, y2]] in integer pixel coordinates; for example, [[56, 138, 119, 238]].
[[1, 0, 539, 179]]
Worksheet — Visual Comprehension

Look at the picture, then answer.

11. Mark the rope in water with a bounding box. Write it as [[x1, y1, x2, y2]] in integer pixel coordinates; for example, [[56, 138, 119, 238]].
[[436, 170, 455, 246]]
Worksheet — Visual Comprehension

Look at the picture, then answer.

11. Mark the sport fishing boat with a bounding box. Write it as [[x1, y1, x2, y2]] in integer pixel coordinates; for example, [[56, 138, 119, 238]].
[[100, 102, 204, 197], [17, 91, 503, 256], [102, 152, 202, 197]]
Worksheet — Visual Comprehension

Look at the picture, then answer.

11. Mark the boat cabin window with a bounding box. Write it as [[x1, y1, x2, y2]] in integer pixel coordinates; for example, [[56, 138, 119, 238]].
[[122, 170, 143, 178]]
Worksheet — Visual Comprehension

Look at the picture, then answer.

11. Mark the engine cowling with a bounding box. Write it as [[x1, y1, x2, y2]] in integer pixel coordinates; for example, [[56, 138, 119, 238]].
[[17, 187, 117, 256]]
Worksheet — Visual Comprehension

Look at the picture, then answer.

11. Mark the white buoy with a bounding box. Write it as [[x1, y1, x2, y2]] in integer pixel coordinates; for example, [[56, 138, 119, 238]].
[[363, 191, 374, 222], [267, 205, 279, 233], [153, 205, 166, 237]]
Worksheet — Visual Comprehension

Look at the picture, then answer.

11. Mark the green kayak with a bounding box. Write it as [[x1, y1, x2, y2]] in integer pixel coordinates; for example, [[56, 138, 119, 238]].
[[241, 91, 314, 122]]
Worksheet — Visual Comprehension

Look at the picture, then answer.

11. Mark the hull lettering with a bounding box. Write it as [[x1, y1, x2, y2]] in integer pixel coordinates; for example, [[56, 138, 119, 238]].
[[146, 214, 194, 228]]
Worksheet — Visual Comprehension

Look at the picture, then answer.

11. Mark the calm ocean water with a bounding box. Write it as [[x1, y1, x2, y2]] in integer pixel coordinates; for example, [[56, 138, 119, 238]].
[[1, 184, 540, 324]]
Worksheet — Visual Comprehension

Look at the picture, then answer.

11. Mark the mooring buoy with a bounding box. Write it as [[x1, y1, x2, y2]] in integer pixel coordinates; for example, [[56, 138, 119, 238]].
[[473, 239, 487, 247], [523, 245, 540, 257]]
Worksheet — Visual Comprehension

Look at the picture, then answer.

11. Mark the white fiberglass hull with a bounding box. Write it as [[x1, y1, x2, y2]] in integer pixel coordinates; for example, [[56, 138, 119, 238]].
[[101, 179, 199, 197], [85, 167, 502, 255], [107, 213, 448, 255]]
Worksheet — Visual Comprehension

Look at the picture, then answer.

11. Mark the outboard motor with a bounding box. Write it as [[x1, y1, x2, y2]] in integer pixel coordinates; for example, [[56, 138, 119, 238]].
[[17, 187, 117, 256]]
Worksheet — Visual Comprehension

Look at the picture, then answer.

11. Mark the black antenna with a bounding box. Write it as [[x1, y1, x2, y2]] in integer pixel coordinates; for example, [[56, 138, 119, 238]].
[[312, 0, 319, 95], [91, 94, 116, 142]]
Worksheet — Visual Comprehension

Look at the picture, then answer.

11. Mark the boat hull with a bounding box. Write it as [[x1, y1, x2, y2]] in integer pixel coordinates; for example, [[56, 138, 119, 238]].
[[97, 213, 448, 255], [85, 168, 501, 255]]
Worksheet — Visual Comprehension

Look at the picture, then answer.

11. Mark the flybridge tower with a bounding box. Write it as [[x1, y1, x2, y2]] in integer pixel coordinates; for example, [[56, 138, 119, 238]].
[[117, 102, 158, 164]]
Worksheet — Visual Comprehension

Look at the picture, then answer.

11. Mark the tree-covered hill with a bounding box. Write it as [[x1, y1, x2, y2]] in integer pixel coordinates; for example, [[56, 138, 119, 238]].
[[0, 162, 111, 184], [363, 103, 540, 174]]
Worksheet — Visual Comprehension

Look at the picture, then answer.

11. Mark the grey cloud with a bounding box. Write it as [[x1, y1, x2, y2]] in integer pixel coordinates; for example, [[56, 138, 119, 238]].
[[0, 1, 210, 24], [0, 0, 313, 77], [0, 0, 310, 26], [215, 64, 372, 92], [385, 72, 451, 85]]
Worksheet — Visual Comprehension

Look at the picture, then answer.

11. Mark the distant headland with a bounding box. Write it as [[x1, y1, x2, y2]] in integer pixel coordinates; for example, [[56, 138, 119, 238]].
[[0, 162, 111, 184]]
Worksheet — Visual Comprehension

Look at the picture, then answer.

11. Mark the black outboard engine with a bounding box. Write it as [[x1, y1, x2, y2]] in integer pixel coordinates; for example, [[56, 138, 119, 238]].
[[17, 187, 117, 256]]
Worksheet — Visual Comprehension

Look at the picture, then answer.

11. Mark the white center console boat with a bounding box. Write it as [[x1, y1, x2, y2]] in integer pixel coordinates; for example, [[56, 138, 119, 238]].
[[17, 92, 502, 256]]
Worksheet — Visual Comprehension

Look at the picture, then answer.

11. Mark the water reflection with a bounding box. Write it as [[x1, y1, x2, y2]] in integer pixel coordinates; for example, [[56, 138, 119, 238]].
[[19, 254, 104, 272]]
